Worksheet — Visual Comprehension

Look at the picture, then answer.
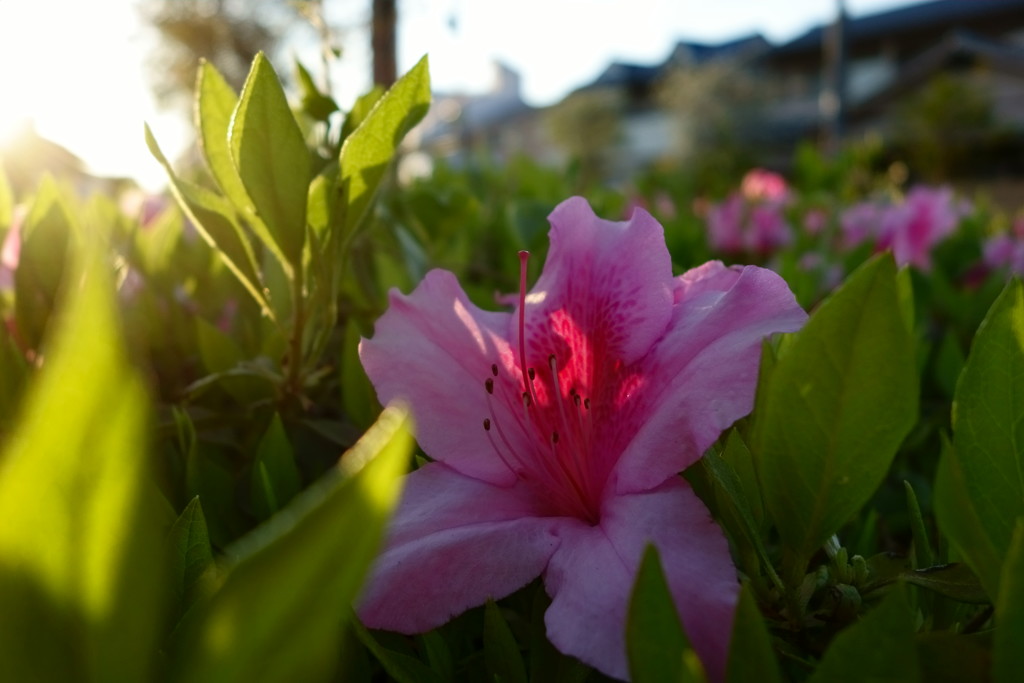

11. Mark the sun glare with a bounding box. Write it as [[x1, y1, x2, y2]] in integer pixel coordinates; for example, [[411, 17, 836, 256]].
[[0, 0, 178, 188]]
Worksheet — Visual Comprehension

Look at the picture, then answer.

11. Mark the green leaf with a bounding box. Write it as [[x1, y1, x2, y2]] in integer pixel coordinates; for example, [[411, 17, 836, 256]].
[[994, 520, 1024, 683], [934, 330, 965, 399], [948, 279, 1024, 595], [0, 245, 163, 681], [338, 55, 430, 240], [229, 52, 311, 269], [627, 545, 705, 683], [294, 59, 338, 122], [145, 124, 270, 317], [724, 581, 778, 683], [902, 563, 989, 604], [0, 161, 12, 228], [14, 175, 75, 350], [249, 413, 302, 520], [340, 85, 386, 143], [196, 60, 264, 227], [752, 255, 918, 580], [808, 586, 920, 683], [167, 496, 215, 615], [904, 480, 934, 568], [702, 433, 779, 588], [726, 584, 782, 683], [484, 600, 528, 683], [352, 620, 446, 683], [934, 434, 1002, 598], [172, 404, 413, 683]]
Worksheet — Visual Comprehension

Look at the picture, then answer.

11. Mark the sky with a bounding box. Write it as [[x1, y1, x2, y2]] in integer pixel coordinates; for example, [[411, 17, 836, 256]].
[[0, 0, 929, 190]]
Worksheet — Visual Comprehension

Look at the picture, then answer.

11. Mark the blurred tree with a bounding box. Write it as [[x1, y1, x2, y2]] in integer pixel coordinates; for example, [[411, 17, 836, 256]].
[[891, 73, 998, 182], [545, 89, 624, 187], [142, 0, 292, 108], [658, 62, 771, 194]]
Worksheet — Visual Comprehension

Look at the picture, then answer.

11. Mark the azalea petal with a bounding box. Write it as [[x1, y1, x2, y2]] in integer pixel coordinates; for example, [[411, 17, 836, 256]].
[[520, 197, 675, 368], [360, 269, 523, 485], [358, 463, 559, 633], [542, 479, 737, 682], [613, 264, 807, 492]]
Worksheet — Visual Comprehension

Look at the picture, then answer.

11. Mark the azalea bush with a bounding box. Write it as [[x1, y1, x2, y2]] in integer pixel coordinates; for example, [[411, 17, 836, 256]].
[[0, 54, 1023, 683]]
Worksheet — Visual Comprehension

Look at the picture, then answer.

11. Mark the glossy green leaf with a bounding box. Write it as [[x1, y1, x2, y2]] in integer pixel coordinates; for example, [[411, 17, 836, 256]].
[[627, 545, 704, 683], [994, 520, 1024, 683], [948, 279, 1024, 595], [726, 584, 781, 683], [172, 404, 413, 683], [753, 255, 918, 579], [485, 600, 528, 683], [0, 246, 162, 682], [229, 52, 311, 269], [809, 586, 920, 683], [167, 496, 215, 616], [249, 413, 302, 520], [338, 55, 430, 240], [934, 434, 1002, 598]]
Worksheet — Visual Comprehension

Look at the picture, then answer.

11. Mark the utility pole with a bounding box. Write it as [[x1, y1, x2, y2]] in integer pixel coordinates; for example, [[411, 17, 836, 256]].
[[372, 0, 397, 87], [821, 0, 848, 156]]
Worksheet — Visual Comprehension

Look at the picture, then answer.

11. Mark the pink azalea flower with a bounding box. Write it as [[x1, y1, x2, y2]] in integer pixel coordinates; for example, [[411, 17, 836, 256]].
[[706, 193, 791, 256], [878, 185, 969, 270], [358, 197, 806, 681]]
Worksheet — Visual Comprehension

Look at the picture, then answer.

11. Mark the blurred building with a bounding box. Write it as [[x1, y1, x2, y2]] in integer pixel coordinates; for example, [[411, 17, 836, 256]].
[[415, 0, 1024, 182], [761, 0, 1024, 175], [416, 62, 560, 167]]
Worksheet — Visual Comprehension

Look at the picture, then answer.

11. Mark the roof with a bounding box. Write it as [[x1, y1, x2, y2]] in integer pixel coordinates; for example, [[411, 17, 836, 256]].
[[772, 0, 1024, 58]]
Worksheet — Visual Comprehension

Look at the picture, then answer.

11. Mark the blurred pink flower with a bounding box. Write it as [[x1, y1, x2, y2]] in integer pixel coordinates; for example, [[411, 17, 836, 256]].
[[358, 197, 806, 681], [983, 231, 1024, 276], [839, 200, 885, 249], [878, 185, 968, 270], [740, 168, 789, 202], [707, 192, 791, 255], [0, 205, 26, 292], [802, 208, 828, 236]]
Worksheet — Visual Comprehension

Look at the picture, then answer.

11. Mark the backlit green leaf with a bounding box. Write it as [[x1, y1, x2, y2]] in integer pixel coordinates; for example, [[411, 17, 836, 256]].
[[338, 55, 430, 240], [196, 60, 265, 229], [0, 245, 162, 682], [229, 52, 311, 269], [172, 404, 412, 683]]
